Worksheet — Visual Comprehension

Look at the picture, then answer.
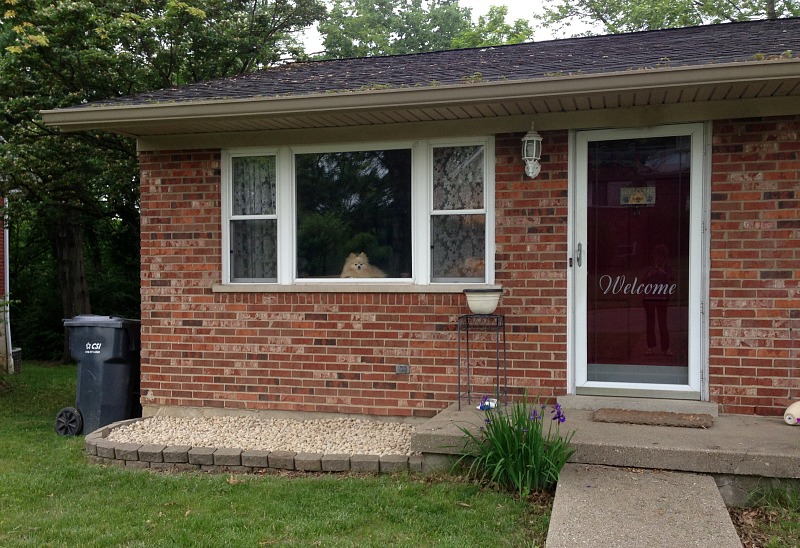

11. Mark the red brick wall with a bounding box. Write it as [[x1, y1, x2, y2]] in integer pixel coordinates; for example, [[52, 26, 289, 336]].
[[709, 115, 800, 415], [138, 116, 800, 418], [138, 137, 569, 418], [494, 132, 570, 398]]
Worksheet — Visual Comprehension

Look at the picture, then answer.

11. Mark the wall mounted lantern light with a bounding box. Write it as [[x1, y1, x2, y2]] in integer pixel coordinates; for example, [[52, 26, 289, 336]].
[[521, 123, 543, 178]]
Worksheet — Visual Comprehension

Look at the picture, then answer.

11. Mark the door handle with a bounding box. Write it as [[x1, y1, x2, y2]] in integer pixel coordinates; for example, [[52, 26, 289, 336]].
[[576, 243, 582, 267]]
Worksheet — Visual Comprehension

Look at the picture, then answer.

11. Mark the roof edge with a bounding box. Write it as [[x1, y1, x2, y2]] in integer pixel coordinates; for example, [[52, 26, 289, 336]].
[[41, 60, 800, 133]]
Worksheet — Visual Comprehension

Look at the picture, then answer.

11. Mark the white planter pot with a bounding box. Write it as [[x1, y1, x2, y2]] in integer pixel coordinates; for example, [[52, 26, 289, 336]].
[[463, 288, 502, 315], [784, 401, 800, 425]]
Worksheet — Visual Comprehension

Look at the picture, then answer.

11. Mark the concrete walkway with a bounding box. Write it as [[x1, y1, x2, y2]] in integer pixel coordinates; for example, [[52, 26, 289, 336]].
[[546, 464, 742, 547]]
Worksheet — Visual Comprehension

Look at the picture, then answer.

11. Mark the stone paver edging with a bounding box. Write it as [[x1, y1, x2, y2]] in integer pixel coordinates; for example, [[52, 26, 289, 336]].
[[85, 418, 422, 474]]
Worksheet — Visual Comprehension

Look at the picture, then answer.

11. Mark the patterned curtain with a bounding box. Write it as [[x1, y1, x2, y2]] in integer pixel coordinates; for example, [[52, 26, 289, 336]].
[[431, 145, 486, 281], [231, 156, 278, 281]]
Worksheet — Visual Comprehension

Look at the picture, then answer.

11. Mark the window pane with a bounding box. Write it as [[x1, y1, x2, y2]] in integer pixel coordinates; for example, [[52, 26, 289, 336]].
[[433, 145, 484, 210], [232, 156, 276, 216], [231, 219, 277, 281], [295, 150, 412, 278], [431, 215, 485, 281]]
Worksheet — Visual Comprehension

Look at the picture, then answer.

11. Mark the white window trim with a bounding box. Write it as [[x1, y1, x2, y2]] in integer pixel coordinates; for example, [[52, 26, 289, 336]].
[[220, 137, 495, 289], [221, 148, 282, 284]]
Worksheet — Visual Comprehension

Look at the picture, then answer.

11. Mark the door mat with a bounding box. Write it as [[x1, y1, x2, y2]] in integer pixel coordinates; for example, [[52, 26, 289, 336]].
[[591, 408, 714, 429]]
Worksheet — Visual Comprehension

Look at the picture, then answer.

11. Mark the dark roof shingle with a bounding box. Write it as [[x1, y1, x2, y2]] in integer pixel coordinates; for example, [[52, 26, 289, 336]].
[[82, 17, 800, 107]]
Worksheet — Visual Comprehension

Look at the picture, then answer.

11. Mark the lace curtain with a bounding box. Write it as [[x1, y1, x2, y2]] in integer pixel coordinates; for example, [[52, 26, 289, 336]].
[[431, 145, 486, 281], [230, 156, 278, 280]]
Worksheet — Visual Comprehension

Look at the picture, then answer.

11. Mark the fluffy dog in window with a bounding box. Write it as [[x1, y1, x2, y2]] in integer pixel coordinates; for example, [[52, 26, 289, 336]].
[[340, 252, 387, 278]]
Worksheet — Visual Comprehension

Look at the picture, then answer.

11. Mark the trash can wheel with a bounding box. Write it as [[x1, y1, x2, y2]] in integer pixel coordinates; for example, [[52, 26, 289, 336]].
[[55, 407, 83, 436]]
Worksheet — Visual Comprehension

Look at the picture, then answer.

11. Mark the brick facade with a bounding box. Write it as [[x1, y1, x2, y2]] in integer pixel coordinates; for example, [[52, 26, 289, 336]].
[[709, 115, 800, 415], [139, 115, 799, 418]]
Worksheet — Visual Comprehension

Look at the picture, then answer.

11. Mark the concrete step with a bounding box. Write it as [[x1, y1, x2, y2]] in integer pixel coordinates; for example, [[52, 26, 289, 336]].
[[546, 464, 742, 548]]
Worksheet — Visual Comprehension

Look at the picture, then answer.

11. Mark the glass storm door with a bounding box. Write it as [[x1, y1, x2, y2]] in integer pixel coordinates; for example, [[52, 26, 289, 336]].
[[574, 125, 704, 398]]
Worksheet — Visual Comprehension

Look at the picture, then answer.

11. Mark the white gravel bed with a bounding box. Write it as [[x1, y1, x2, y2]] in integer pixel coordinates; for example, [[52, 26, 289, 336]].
[[107, 416, 416, 456]]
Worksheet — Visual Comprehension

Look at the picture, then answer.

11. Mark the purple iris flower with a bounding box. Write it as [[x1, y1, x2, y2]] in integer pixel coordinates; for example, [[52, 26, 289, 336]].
[[551, 403, 566, 423]]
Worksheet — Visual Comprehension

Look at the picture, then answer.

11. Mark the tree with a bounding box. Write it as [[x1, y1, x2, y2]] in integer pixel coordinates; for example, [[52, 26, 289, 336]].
[[318, 0, 538, 58], [0, 0, 325, 360], [319, 0, 472, 58], [538, 0, 800, 35], [450, 6, 533, 49]]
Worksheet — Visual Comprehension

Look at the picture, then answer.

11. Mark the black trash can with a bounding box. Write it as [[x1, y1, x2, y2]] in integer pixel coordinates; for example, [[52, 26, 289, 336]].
[[55, 315, 141, 436]]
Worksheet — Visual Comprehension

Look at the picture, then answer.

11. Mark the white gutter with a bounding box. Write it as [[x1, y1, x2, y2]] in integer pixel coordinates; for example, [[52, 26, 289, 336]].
[[40, 60, 800, 133]]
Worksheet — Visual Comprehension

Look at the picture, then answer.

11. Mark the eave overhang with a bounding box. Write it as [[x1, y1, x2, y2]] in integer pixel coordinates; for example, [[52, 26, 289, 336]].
[[41, 60, 800, 138]]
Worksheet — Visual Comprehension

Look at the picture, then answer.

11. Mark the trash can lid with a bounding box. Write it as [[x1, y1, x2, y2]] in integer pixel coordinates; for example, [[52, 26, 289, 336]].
[[63, 315, 141, 328]]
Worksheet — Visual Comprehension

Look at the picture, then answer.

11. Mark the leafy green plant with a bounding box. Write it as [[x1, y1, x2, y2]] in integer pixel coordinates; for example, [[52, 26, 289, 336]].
[[457, 395, 575, 497]]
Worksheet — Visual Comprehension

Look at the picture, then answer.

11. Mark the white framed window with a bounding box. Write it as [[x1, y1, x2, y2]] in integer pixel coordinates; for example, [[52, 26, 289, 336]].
[[294, 145, 413, 280], [221, 138, 494, 286], [225, 151, 280, 283], [430, 143, 487, 283]]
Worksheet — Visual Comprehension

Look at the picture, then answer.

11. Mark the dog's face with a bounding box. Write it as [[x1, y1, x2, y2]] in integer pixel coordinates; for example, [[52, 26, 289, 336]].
[[344, 252, 369, 270], [341, 252, 385, 278], [350, 253, 368, 270]]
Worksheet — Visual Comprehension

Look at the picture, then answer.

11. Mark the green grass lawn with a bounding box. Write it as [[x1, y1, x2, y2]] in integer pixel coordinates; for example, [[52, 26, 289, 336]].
[[730, 486, 800, 548], [0, 363, 550, 547]]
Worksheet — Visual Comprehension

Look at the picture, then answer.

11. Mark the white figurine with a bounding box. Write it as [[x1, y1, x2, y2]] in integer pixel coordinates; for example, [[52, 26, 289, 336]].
[[784, 401, 800, 425]]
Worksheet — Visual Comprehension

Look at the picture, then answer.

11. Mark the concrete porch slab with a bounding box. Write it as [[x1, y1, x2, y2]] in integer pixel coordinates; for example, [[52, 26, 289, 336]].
[[412, 400, 800, 504]]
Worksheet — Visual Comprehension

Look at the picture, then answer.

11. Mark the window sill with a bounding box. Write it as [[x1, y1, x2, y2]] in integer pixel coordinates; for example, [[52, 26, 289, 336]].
[[212, 283, 502, 294]]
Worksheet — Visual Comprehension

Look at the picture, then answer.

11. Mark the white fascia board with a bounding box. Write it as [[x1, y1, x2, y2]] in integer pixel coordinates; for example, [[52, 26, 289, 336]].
[[40, 60, 800, 133]]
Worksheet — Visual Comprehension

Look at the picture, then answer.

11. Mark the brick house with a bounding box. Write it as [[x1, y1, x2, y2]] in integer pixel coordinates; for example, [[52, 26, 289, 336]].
[[43, 18, 800, 418]]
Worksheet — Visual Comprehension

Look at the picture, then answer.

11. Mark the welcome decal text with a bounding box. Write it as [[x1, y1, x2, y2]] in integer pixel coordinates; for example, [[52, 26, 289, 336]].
[[598, 275, 676, 297]]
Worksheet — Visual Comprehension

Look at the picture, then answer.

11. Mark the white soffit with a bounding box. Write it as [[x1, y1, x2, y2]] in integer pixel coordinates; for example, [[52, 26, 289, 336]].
[[41, 61, 800, 137]]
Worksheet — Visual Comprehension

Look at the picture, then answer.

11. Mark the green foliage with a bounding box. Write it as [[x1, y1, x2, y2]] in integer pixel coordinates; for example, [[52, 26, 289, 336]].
[[457, 396, 575, 497], [344, 232, 392, 266], [319, 0, 472, 58], [450, 6, 533, 49], [0, 1, 325, 358], [2, 1, 325, 92], [297, 212, 351, 276], [7, 205, 141, 359], [318, 0, 535, 58], [0, 363, 545, 547], [538, 0, 800, 36]]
